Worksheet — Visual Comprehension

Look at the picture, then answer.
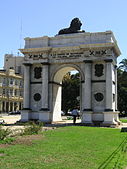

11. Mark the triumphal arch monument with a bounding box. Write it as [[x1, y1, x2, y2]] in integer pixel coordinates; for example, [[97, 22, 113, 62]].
[[20, 18, 121, 126]]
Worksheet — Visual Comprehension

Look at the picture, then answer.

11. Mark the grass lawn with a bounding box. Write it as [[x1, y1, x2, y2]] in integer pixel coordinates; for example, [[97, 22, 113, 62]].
[[120, 118, 127, 123], [0, 126, 127, 169]]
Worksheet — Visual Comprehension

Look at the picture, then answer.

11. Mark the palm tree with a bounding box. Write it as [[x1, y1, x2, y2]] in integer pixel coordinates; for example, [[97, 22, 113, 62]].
[[119, 59, 127, 72]]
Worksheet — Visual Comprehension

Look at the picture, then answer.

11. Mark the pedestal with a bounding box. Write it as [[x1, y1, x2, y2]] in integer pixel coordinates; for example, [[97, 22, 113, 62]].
[[39, 110, 51, 123], [81, 111, 93, 125], [21, 109, 31, 122], [103, 111, 117, 126], [114, 111, 121, 125]]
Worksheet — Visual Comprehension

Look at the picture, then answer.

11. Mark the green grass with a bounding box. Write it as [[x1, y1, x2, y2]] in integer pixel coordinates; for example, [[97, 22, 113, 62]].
[[0, 126, 127, 169], [120, 118, 127, 123]]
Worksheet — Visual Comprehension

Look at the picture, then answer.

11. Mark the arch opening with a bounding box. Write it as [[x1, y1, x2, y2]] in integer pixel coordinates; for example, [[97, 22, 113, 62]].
[[52, 66, 81, 123]]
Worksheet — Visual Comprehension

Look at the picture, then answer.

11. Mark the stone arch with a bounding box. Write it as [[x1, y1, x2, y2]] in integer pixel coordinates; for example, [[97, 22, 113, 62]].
[[51, 63, 85, 83], [51, 64, 83, 121], [20, 31, 121, 126]]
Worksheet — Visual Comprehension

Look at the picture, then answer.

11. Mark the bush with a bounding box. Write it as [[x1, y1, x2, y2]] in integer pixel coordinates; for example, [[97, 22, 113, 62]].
[[21, 121, 43, 135], [0, 126, 11, 140]]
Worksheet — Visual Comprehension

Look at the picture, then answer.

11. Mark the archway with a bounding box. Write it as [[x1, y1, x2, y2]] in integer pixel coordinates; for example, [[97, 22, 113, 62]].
[[20, 31, 121, 126], [52, 65, 83, 122]]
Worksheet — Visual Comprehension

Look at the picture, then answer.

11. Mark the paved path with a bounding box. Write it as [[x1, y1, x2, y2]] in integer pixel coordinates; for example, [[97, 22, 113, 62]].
[[0, 115, 127, 130]]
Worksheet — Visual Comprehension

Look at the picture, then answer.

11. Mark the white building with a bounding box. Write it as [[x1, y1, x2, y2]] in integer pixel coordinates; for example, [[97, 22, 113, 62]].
[[4, 54, 24, 75], [0, 69, 23, 113]]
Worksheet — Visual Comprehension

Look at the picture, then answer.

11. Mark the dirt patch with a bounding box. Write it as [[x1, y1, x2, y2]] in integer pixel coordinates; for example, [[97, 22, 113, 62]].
[[0, 144, 10, 148], [11, 134, 43, 146], [0, 134, 43, 148], [0, 153, 5, 157]]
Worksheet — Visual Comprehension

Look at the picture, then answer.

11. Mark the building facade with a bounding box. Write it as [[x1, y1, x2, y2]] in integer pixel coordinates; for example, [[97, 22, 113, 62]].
[[4, 54, 24, 75], [0, 69, 23, 113]]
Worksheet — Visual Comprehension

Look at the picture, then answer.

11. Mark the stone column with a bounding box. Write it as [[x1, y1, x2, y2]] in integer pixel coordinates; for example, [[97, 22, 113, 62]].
[[0, 101, 1, 112], [4, 101, 6, 112], [103, 59, 117, 126], [114, 65, 121, 124], [23, 64, 31, 109], [114, 65, 117, 111], [12, 102, 14, 112], [39, 63, 50, 122], [82, 60, 93, 124], [21, 64, 31, 122], [8, 102, 11, 112], [105, 59, 113, 111], [41, 64, 49, 109]]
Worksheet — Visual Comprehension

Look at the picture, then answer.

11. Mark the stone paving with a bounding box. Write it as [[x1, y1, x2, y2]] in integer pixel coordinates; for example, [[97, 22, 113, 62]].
[[0, 114, 127, 130]]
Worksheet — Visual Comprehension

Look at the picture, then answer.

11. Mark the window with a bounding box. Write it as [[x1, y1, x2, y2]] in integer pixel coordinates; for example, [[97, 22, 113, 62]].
[[10, 78, 13, 85], [3, 89, 5, 95], [15, 90, 18, 96], [18, 66, 21, 74], [15, 79, 18, 85], [20, 90, 23, 97], [3, 78, 6, 86], [20, 81, 22, 88], [10, 89, 13, 96]]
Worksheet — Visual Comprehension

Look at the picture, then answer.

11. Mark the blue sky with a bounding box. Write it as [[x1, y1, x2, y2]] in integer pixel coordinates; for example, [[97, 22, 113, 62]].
[[0, 0, 127, 68]]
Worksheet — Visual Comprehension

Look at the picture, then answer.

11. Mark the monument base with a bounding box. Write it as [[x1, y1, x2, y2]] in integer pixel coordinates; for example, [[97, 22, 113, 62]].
[[102, 111, 120, 127], [81, 111, 120, 127], [81, 111, 93, 125], [39, 110, 51, 123], [21, 109, 31, 122]]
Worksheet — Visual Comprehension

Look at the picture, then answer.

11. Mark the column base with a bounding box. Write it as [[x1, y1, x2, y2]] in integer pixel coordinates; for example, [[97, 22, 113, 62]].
[[81, 111, 93, 125], [102, 111, 119, 127], [39, 110, 51, 123], [114, 111, 121, 125], [21, 109, 31, 122]]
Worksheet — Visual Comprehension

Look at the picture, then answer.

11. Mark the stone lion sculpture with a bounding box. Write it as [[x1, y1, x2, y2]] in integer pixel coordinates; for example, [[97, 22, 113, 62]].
[[58, 18, 85, 35]]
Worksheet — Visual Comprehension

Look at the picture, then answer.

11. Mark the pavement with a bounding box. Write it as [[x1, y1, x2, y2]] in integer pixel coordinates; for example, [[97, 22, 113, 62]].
[[0, 114, 127, 130]]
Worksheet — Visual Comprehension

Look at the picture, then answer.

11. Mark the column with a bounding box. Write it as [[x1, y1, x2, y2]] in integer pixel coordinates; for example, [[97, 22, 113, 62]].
[[23, 64, 31, 109], [41, 63, 49, 110], [21, 64, 31, 122], [39, 63, 50, 122], [4, 101, 6, 112], [103, 59, 117, 126], [114, 65, 117, 111], [0, 101, 2, 113], [114, 65, 121, 123], [105, 59, 113, 111], [12, 102, 14, 112], [82, 60, 93, 124]]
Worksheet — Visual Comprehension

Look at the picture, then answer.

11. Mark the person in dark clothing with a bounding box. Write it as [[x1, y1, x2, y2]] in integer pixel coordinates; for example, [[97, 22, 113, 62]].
[[71, 108, 79, 124]]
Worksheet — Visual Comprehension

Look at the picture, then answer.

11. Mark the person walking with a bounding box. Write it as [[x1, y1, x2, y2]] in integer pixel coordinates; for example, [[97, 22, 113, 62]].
[[71, 108, 79, 124]]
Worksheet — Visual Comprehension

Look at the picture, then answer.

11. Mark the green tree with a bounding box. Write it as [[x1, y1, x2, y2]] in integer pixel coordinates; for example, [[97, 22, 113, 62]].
[[62, 72, 80, 113], [117, 59, 127, 115], [119, 59, 127, 72]]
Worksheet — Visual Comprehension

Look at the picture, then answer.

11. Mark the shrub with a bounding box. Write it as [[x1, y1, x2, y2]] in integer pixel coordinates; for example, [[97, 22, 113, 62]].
[[0, 126, 11, 140], [21, 121, 43, 135]]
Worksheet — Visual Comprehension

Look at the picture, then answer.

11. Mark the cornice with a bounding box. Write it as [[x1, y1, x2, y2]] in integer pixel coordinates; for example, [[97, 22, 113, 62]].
[[20, 42, 121, 57]]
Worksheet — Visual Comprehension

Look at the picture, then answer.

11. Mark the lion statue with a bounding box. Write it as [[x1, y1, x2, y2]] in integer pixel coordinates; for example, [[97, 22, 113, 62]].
[[58, 18, 85, 35]]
